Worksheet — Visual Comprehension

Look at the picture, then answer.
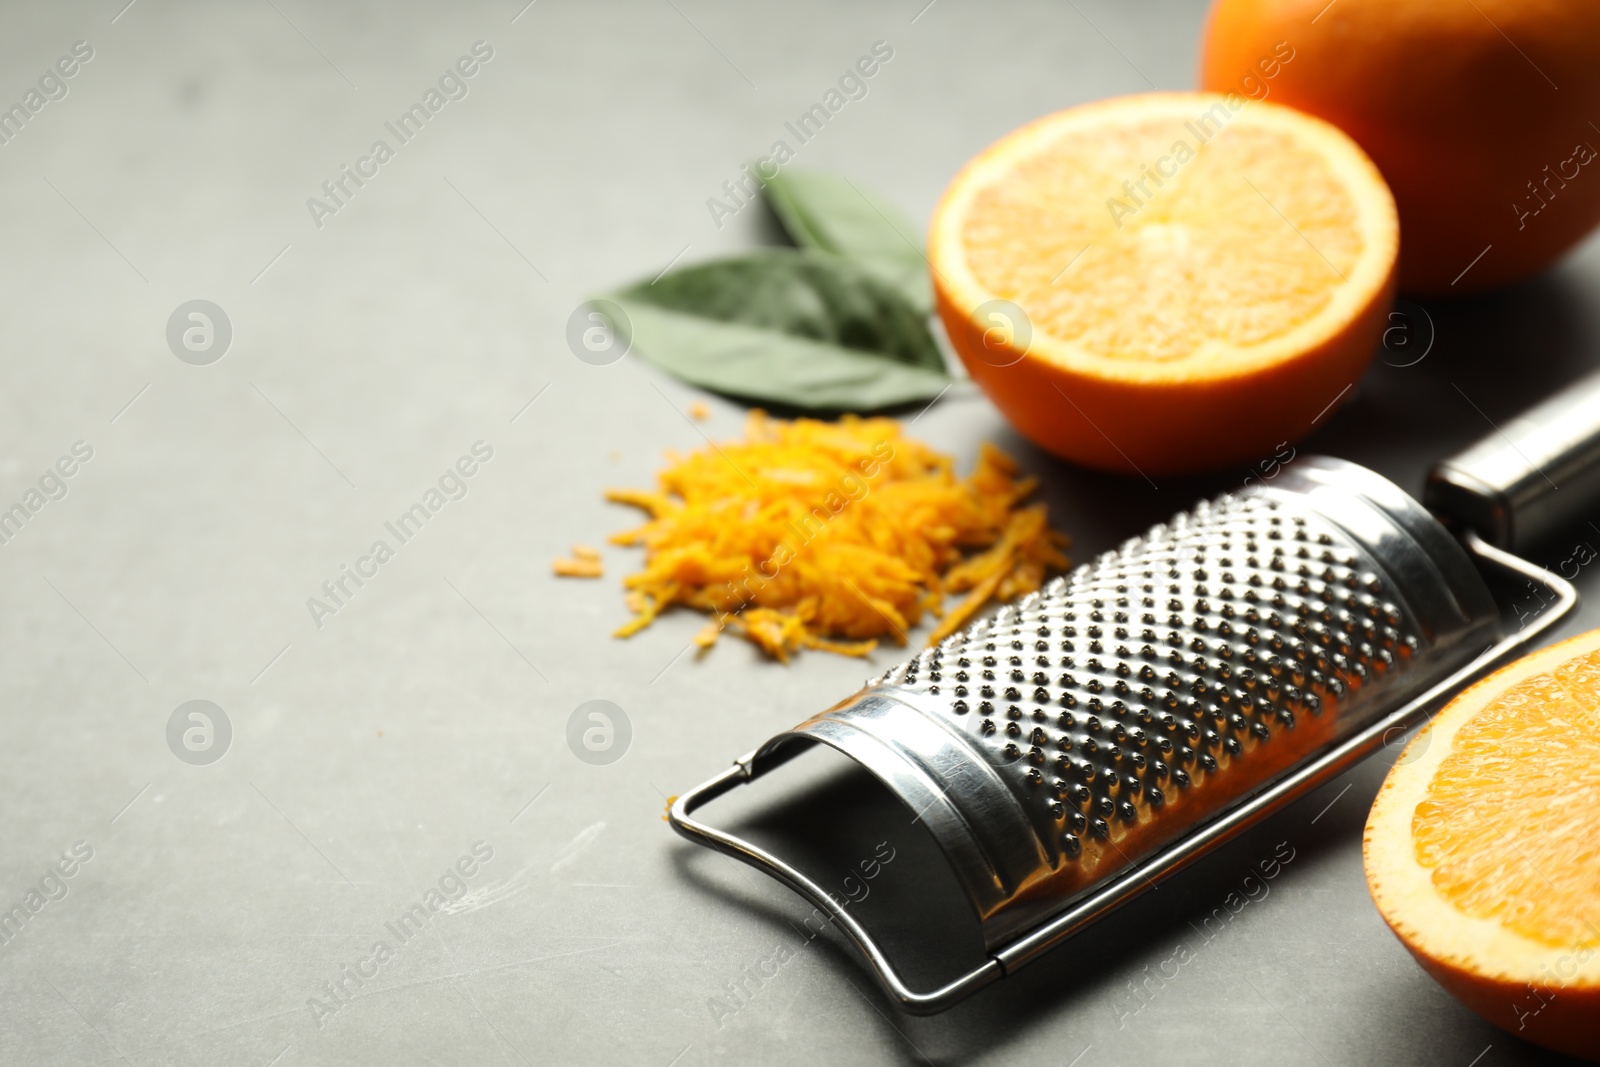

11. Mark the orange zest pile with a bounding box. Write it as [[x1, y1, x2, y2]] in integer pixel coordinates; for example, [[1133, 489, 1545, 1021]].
[[604, 411, 1070, 661]]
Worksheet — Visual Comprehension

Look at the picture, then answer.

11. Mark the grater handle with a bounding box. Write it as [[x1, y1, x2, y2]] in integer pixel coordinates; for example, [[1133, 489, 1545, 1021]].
[[668, 758, 1006, 1011], [1426, 369, 1600, 551]]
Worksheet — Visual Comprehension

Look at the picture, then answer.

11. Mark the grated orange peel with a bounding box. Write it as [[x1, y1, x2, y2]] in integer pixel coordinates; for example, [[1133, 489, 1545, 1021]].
[[604, 411, 1070, 661]]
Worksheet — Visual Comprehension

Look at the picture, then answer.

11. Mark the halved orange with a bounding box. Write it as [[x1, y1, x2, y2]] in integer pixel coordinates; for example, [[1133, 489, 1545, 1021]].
[[1365, 627, 1600, 1060], [929, 92, 1398, 477]]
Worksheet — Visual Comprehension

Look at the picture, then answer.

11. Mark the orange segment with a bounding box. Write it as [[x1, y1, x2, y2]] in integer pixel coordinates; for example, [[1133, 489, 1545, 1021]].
[[1365, 627, 1600, 1061], [930, 92, 1397, 475], [1414, 664, 1600, 949], [960, 112, 1366, 364]]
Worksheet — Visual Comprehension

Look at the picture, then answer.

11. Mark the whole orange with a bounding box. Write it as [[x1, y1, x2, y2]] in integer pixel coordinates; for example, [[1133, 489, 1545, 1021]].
[[1201, 0, 1600, 294]]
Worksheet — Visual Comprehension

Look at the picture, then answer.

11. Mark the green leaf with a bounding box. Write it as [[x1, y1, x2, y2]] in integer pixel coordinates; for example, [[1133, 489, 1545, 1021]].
[[618, 248, 943, 372], [761, 169, 933, 313], [604, 248, 949, 412], [608, 302, 951, 411]]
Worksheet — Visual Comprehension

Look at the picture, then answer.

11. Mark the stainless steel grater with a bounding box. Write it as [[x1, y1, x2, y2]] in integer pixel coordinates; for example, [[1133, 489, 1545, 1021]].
[[670, 372, 1600, 1013]]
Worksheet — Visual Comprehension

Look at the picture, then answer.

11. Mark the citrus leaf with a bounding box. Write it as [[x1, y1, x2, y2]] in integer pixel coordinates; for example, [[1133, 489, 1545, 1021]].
[[761, 169, 933, 313], [604, 248, 949, 411], [608, 301, 950, 411]]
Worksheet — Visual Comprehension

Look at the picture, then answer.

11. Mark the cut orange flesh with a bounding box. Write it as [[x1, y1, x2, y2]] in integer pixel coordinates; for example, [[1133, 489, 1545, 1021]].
[[1365, 627, 1600, 1060], [930, 92, 1398, 476]]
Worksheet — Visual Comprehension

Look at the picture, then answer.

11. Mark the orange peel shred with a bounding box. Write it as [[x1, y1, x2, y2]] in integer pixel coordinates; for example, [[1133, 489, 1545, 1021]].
[[604, 410, 1070, 661], [552, 544, 604, 578]]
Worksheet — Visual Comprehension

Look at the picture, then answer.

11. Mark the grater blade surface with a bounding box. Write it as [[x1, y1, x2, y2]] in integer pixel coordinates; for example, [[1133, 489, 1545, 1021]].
[[753, 457, 1501, 948]]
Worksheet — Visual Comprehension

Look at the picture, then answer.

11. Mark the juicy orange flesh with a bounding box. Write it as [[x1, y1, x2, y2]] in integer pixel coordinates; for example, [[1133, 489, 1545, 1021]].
[[960, 110, 1364, 362], [1414, 648, 1600, 949]]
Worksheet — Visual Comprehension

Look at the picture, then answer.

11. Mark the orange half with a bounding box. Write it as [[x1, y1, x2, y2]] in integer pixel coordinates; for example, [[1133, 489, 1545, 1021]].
[[1365, 627, 1600, 1060], [930, 91, 1398, 476]]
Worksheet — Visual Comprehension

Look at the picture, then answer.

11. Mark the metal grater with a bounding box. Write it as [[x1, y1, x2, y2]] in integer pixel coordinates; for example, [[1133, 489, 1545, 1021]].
[[670, 372, 1600, 1013]]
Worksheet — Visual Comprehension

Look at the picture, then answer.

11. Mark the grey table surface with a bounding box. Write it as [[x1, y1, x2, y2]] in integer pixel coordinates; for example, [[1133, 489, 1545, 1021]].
[[2, 1, 1599, 1064]]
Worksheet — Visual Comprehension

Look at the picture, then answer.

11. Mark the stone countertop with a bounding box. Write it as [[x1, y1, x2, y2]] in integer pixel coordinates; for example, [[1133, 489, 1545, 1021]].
[[0, 1, 1596, 1064]]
